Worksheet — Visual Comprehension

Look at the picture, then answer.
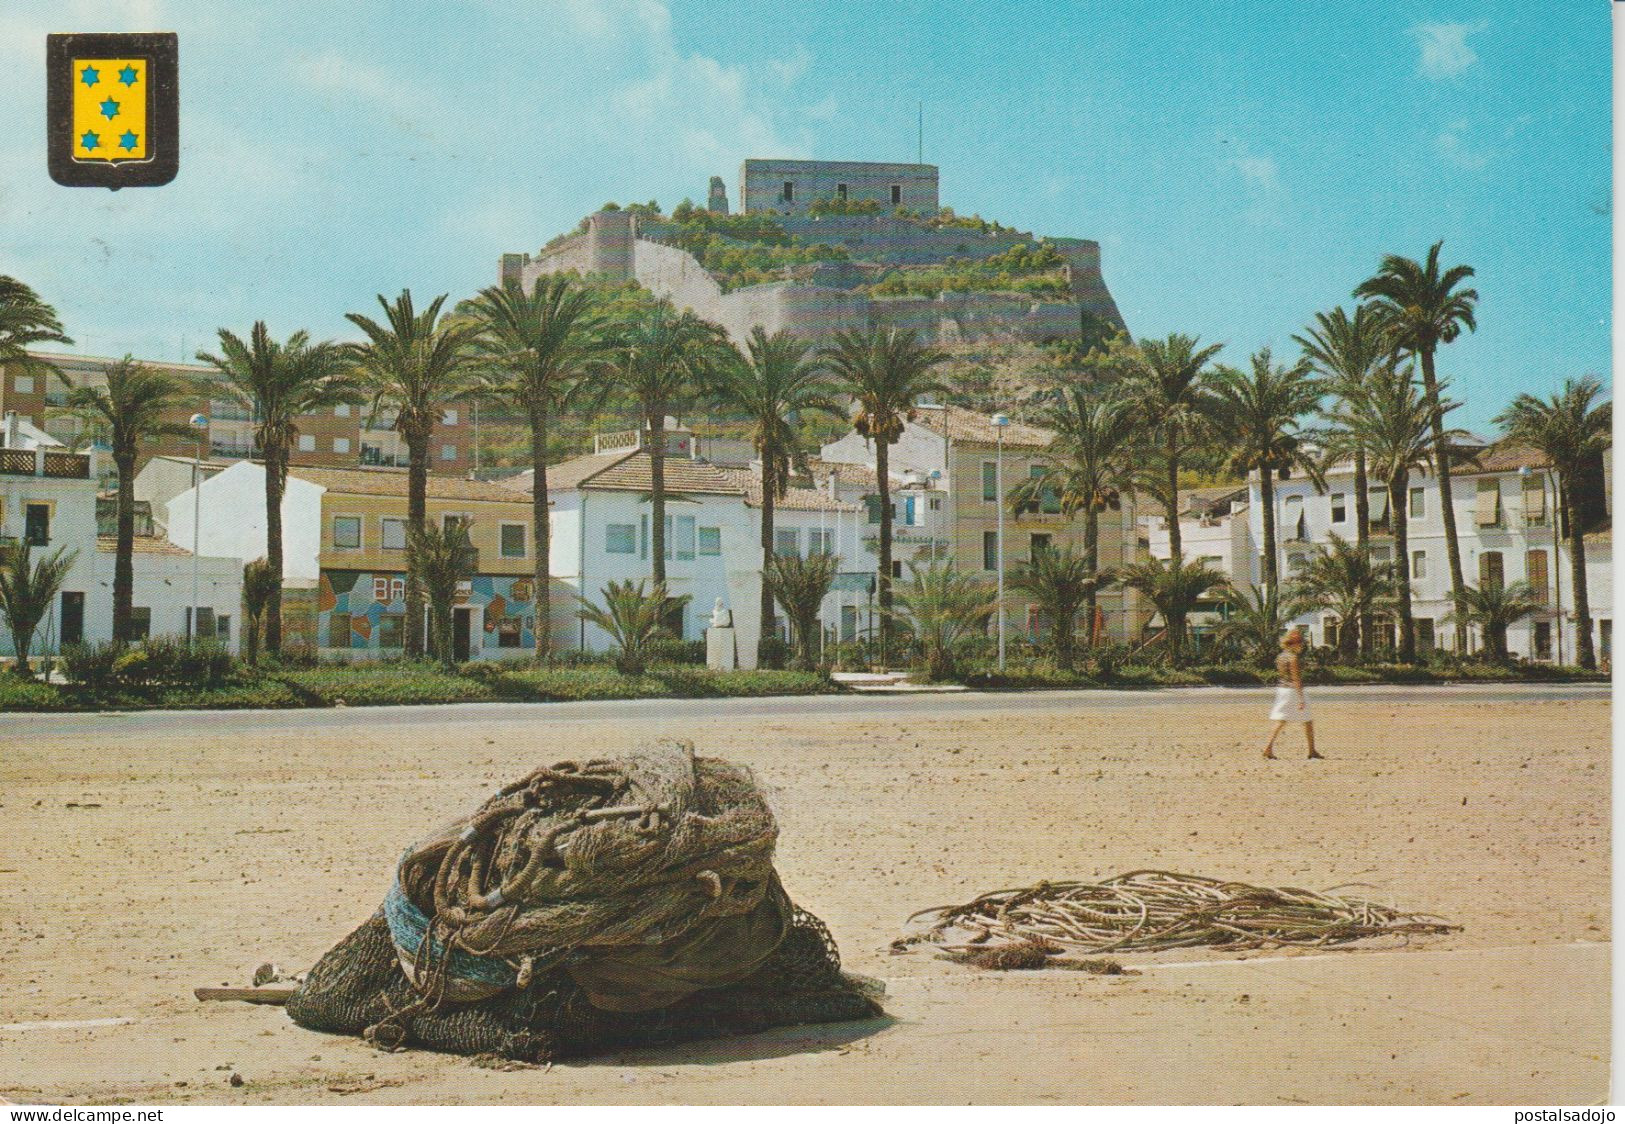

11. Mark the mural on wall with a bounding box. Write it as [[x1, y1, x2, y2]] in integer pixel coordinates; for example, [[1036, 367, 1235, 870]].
[[316, 570, 537, 653]]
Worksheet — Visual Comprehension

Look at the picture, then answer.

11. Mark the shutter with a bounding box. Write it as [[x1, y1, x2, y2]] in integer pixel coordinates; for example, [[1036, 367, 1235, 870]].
[[1368, 489, 1388, 522], [1523, 482, 1545, 521], [1475, 483, 1501, 526], [1526, 550, 1548, 604]]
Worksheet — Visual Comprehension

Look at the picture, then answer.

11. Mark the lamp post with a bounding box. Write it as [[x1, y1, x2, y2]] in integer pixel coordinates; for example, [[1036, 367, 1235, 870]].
[[992, 413, 1010, 672], [189, 412, 208, 643]]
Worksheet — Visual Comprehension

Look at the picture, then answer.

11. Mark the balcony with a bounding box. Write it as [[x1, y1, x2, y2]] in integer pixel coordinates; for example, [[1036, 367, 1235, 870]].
[[0, 448, 91, 479]]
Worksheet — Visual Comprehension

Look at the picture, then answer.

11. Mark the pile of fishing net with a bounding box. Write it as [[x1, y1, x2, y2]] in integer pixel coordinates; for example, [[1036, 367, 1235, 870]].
[[287, 741, 880, 1062], [893, 870, 1459, 969]]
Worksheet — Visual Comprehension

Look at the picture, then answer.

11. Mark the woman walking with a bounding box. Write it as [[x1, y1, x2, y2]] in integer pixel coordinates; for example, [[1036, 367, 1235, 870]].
[[1264, 627, 1322, 760]]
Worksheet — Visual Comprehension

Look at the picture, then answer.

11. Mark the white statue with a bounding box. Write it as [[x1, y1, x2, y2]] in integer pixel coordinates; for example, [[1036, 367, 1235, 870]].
[[710, 598, 732, 629]]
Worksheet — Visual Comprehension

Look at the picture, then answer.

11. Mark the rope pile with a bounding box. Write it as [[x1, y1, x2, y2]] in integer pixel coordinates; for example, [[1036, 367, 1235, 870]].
[[364, 740, 789, 1049], [894, 870, 1459, 963]]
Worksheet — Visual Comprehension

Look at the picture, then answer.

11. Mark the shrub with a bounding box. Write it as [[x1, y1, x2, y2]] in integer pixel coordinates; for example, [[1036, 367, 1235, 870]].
[[0, 675, 63, 710], [646, 638, 706, 666], [60, 640, 124, 689]]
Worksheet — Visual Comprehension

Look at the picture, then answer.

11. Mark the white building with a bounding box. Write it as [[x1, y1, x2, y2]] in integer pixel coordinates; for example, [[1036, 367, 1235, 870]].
[[1143, 484, 1254, 586], [0, 417, 240, 658], [1250, 442, 1611, 664], [509, 433, 874, 664]]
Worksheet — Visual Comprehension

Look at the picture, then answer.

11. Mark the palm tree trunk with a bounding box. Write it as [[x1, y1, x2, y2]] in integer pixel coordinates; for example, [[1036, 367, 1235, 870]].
[[1259, 467, 1278, 591], [1164, 431, 1182, 564], [1353, 449, 1372, 658], [1563, 476, 1596, 669], [13, 620, 35, 677], [1083, 503, 1100, 647], [1419, 349, 1466, 650], [530, 405, 551, 661], [1391, 471, 1415, 663], [404, 433, 429, 658], [759, 455, 777, 664], [264, 447, 285, 654], [649, 412, 666, 585], [1056, 609, 1075, 672], [113, 450, 136, 643], [875, 438, 893, 666]]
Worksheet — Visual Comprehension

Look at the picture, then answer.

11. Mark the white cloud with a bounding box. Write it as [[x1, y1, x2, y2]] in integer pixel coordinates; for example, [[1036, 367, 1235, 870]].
[[1223, 149, 1287, 224], [1435, 119, 1489, 169], [769, 45, 812, 86], [802, 95, 838, 122], [1409, 21, 1487, 80]]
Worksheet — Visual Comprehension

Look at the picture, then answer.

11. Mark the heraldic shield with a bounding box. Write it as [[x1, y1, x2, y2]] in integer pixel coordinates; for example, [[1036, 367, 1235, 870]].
[[47, 33, 178, 189]]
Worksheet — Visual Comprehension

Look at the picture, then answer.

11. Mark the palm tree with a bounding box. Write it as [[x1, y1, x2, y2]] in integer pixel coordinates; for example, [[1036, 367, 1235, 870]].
[[1495, 377, 1612, 669], [1006, 545, 1113, 672], [1354, 242, 1479, 649], [1295, 304, 1393, 655], [600, 303, 727, 584], [1214, 583, 1289, 666], [1119, 556, 1229, 666], [197, 323, 356, 655], [0, 277, 72, 376], [820, 327, 948, 664], [0, 542, 77, 677], [713, 328, 842, 657], [461, 275, 607, 661], [1292, 534, 1396, 660], [345, 291, 481, 657], [1007, 384, 1136, 646], [890, 561, 995, 681], [1119, 333, 1224, 566], [62, 357, 193, 641], [412, 521, 478, 671], [1446, 581, 1543, 663], [1326, 364, 1471, 662], [1212, 347, 1324, 592], [766, 550, 840, 670], [241, 558, 277, 668], [577, 579, 689, 676]]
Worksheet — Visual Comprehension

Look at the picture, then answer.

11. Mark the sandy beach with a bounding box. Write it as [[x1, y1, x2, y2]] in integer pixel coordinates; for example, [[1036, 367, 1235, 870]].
[[0, 685, 1609, 1104]]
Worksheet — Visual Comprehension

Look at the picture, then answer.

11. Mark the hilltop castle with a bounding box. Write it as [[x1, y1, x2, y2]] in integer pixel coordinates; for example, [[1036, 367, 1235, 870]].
[[502, 159, 1126, 346]]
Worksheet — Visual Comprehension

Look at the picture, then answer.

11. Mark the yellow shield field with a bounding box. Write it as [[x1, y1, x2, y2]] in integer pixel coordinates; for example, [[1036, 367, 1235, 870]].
[[71, 58, 148, 163]]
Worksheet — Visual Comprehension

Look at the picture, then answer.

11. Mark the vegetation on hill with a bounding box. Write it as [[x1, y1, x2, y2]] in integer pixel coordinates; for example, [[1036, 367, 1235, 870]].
[[866, 240, 1071, 299]]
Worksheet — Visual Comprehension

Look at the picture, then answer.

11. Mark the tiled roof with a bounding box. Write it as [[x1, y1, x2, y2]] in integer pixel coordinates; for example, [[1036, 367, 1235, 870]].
[[805, 457, 880, 492], [1141, 483, 1250, 521], [1456, 441, 1551, 475], [285, 463, 527, 503], [913, 403, 1053, 449], [512, 451, 746, 496], [97, 534, 193, 556], [713, 466, 860, 512]]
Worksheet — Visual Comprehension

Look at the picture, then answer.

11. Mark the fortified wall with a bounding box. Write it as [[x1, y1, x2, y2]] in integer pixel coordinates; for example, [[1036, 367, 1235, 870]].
[[503, 159, 1126, 346]]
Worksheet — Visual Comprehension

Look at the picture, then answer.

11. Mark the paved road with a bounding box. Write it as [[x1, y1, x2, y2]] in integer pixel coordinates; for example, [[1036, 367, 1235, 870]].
[[1, 681, 1606, 739]]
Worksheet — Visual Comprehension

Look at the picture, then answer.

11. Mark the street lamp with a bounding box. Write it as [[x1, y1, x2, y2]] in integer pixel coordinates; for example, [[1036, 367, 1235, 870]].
[[992, 412, 1010, 672], [189, 412, 208, 644]]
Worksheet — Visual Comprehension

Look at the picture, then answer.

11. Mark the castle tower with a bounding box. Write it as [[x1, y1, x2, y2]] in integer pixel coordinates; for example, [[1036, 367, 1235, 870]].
[[707, 175, 729, 215], [586, 208, 635, 279]]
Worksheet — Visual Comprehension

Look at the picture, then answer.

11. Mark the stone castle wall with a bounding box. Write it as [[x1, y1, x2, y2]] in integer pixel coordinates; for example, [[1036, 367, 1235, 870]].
[[740, 159, 938, 216]]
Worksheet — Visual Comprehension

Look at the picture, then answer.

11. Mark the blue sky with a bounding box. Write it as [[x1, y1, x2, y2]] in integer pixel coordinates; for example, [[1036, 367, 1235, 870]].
[[0, 0, 1610, 431]]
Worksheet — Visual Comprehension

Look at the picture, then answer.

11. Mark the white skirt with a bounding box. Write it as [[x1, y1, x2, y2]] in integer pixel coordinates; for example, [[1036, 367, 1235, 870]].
[[1269, 686, 1311, 722]]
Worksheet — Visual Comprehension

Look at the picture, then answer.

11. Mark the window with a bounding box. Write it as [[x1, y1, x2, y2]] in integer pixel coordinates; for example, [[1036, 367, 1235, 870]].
[[1287, 550, 1309, 575], [332, 516, 361, 550], [187, 606, 214, 638], [1526, 549, 1549, 605], [1475, 478, 1503, 527], [890, 184, 902, 205], [298, 434, 316, 452], [639, 514, 648, 559], [1028, 465, 1060, 514], [500, 523, 526, 558], [775, 527, 799, 557], [606, 523, 636, 554], [14, 374, 33, 395], [698, 526, 721, 556], [441, 444, 458, 462], [1371, 545, 1392, 564], [808, 528, 834, 555], [672, 514, 696, 561], [982, 461, 997, 502], [1030, 533, 1052, 560], [333, 437, 351, 454], [1410, 486, 1426, 519], [216, 614, 231, 642], [1533, 621, 1553, 661], [1411, 550, 1426, 579], [841, 604, 859, 642], [378, 613, 404, 649], [1368, 486, 1388, 528], [1523, 477, 1547, 525], [1601, 619, 1611, 662], [1479, 550, 1504, 591], [441, 409, 459, 426], [1416, 618, 1436, 654], [836, 183, 848, 199], [1330, 493, 1346, 523], [129, 607, 151, 641], [891, 560, 903, 579], [334, 403, 350, 418], [1283, 494, 1305, 540], [782, 180, 794, 203], [983, 531, 998, 571], [902, 495, 917, 526], [381, 517, 406, 551], [929, 497, 941, 511], [864, 495, 882, 524], [497, 616, 522, 649], [24, 503, 48, 546], [328, 612, 352, 648]]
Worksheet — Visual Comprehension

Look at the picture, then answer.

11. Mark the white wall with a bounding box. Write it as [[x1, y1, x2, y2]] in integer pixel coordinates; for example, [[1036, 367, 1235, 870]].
[[166, 460, 325, 582], [91, 548, 243, 652]]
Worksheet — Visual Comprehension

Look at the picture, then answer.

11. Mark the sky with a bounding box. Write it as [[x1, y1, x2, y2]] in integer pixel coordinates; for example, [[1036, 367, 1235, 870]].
[[0, 0, 1611, 432]]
